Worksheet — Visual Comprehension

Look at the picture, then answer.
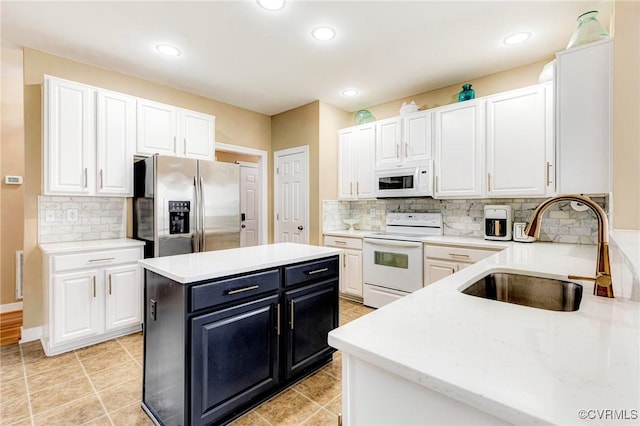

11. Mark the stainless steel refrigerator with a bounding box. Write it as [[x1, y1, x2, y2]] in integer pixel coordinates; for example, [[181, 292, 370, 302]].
[[133, 155, 240, 258]]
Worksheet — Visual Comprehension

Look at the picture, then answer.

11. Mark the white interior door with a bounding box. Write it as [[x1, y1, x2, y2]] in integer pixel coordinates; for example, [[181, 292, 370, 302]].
[[239, 162, 260, 247], [275, 147, 308, 244]]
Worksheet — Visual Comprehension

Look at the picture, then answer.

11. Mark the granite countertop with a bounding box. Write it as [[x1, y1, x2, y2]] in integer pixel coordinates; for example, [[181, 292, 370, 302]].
[[138, 243, 342, 284], [40, 238, 145, 254], [328, 242, 640, 425]]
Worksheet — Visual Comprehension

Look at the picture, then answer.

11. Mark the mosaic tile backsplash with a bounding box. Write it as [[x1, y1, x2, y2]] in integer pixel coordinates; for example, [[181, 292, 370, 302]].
[[38, 196, 126, 243], [323, 197, 607, 245]]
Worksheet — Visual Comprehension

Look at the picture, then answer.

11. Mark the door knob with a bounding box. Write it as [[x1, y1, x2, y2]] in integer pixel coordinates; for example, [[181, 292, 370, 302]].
[[241, 224, 246, 228], [297, 225, 304, 231]]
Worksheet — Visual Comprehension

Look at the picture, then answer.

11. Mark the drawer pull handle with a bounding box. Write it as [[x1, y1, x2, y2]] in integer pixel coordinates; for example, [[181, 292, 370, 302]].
[[226, 285, 259, 295], [307, 268, 328, 275], [449, 253, 470, 259], [88, 257, 116, 263], [333, 241, 347, 245], [276, 303, 281, 336], [290, 300, 295, 330]]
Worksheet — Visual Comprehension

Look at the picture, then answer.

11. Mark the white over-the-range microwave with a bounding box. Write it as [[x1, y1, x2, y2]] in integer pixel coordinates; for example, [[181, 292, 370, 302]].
[[374, 160, 434, 198]]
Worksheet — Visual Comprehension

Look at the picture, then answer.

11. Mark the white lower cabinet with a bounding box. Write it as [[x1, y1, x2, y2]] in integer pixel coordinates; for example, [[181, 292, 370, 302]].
[[53, 270, 101, 344], [41, 242, 144, 356], [324, 235, 363, 299], [105, 264, 142, 331], [424, 243, 502, 286]]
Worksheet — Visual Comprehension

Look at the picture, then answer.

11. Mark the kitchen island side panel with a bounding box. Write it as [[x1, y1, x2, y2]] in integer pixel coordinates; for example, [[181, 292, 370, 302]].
[[143, 270, 188, 426]]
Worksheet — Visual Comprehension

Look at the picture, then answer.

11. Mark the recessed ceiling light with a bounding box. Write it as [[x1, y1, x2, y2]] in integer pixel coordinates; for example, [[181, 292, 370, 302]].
[[503, 32, 531, 45], [155, 43, 181, 57], [312, 26, 336, 41], [257, 0, 285, 11], [342, 88, 359, 97]]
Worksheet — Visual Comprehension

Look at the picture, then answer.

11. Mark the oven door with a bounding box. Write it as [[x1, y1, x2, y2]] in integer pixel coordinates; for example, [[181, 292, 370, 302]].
[[363, 239, 423, 292]]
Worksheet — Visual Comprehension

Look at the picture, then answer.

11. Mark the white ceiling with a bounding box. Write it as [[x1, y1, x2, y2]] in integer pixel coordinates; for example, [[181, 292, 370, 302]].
[[1, 0, 613, 116]]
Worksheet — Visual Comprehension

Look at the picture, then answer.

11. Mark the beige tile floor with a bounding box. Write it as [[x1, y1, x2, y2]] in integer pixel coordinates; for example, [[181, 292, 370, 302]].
[[0, 299, 373, 426]]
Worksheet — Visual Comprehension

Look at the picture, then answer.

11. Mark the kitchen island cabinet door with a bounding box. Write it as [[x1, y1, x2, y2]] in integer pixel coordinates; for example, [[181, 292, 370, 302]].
[[284, 279, 338, 379], [191, 294, 280, 426]]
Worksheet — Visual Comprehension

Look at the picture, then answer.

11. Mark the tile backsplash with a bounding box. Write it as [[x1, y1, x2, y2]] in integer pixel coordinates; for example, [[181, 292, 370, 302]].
[[38, 196, 126, 243], [323, 196, 607, 245]]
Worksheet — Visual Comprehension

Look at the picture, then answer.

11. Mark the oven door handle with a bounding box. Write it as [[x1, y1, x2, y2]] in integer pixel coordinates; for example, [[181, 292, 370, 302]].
[[365, 239, 422, 248]]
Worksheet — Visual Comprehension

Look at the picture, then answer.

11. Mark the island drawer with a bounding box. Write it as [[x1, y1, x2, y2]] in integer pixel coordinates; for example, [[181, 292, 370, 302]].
[[284, 257, 339, 287], [190, 269, 280, 312]]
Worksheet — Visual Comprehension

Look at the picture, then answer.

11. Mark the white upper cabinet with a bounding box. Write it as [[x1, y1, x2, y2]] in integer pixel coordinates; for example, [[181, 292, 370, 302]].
[[402, 110, 432, 163], [376, 112, 432, 168], [485, 84, 552, 197], [136, 99, 179, 156], [44, 77, 94, 195], [375, 117, 402, 167], [181, 109, 215, 160], [96, 90, 135, 196], [136, 99, 215, 160], [339, 123, 376, 200], [44, 77, 135, 197], [555, 39, 612, 194], [433, 100, 485, 198]]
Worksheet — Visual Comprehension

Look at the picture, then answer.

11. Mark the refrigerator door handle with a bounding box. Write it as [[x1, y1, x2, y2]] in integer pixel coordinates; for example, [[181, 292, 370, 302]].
[[200, 176, 206, 252], [194, 176, 200, 253]]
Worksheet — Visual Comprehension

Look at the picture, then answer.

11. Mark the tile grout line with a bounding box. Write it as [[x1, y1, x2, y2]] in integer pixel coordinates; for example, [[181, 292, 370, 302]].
[[74, 351, 115, 426], [117, 336, 142, 369], [250, 409, 273, 425], [289, 387, 327, 425], [18, 344, 36, 426]]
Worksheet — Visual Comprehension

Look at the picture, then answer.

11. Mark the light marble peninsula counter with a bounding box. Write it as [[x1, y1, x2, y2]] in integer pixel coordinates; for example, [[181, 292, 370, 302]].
[[329, 241, 640, 425]]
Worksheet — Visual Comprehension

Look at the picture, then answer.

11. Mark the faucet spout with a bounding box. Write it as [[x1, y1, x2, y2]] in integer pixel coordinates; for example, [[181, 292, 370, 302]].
[[524, 195, 613, 298]]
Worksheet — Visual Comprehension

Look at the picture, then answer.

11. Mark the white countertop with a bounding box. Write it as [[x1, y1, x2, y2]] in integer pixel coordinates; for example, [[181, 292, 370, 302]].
[[323, 230, 375, 238], [138, 243, 342, 284], [329, 242, 640, 425], [421, 235, 512, 249], [40, 238, 144, 254], [611, 229, 640, 279]]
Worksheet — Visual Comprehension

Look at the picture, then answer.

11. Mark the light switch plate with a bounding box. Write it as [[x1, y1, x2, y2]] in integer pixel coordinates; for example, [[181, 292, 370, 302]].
[[66, 209, 78, 223], [45, 210, 55, 223]]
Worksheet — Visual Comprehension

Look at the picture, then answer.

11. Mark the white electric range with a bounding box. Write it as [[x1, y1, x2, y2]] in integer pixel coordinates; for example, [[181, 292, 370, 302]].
[[363, 212, 443, 308]]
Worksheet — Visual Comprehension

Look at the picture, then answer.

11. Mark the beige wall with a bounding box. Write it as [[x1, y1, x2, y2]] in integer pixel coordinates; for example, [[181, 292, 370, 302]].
[[612, 1, 640, 229], [1, 44, 25, 306], [215, 151, 260, 164], [271, 101, 321, 245], [21, 48, 271, 328], [365, 58, 553, 122]]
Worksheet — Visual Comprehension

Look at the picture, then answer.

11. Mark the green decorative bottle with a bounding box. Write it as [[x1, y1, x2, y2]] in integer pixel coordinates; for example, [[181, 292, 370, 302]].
[[458, 84, 475, 102]]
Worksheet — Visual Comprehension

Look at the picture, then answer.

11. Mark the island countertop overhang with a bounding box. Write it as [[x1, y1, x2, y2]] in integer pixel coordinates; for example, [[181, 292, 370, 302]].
[[138, 242, 342, 284]]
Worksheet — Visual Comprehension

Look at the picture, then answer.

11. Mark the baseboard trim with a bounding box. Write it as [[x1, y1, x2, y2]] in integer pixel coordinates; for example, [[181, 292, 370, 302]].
[[20, 326, 42, 344], [0, 302, 23, 313]]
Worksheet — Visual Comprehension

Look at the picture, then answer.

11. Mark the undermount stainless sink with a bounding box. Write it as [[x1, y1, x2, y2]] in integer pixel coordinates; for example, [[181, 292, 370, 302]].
[[461, 273, 583, 312]]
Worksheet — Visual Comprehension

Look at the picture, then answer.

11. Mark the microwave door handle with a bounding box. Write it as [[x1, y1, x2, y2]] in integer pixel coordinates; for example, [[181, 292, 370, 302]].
[[365, 239, 422, 248]]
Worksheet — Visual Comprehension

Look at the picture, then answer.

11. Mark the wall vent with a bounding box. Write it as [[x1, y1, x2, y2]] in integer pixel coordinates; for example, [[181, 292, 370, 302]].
[[15, 250, 24, 300]]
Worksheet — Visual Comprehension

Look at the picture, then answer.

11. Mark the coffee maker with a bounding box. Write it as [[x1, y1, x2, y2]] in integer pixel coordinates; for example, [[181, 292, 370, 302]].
[[484, 205, 512, 241]]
